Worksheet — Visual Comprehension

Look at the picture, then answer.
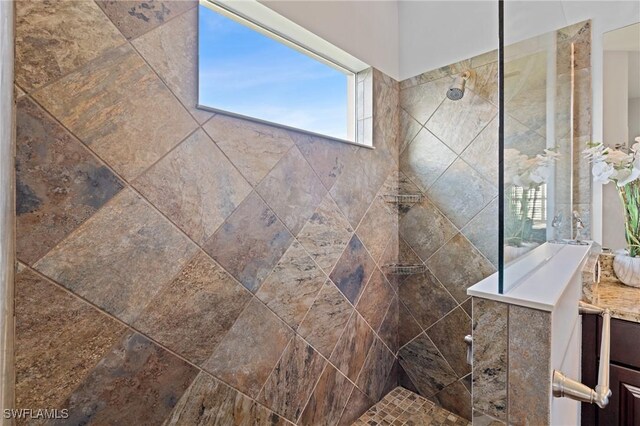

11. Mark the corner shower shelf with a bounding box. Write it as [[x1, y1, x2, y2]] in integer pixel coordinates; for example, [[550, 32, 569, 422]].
[[384, 193, 423, 204], [386, 264, 427, 275]]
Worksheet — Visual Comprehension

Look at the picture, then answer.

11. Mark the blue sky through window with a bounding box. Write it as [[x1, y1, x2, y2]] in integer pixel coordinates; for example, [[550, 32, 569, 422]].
[[198, 4, 350, 140]]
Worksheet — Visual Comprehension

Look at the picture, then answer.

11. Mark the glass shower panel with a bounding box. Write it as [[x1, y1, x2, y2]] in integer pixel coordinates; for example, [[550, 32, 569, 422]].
[[500, 20, 589, 293]]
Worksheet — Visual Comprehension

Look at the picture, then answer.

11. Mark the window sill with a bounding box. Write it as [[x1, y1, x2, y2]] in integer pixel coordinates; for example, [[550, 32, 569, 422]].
[[196, 105, 375, 150]]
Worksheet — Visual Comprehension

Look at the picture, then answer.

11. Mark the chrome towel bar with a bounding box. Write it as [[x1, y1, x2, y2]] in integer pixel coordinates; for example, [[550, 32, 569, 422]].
[[552, 301, 612, 408]]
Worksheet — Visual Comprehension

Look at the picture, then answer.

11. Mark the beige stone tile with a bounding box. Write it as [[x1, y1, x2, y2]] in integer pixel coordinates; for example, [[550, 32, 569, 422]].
[[426, 91, 497, 155], [257, 146, 327, 236], [203, 299, 293, 398], [399, 198, 457, 262], [472, 298, 507, 421], [399, 301, 423, 348], [399, 108, 423, 155], [356, 268, 394, 331], [34, 188, 198, 323], [508, 306, 551, 425], [15, 0, 124, 91], [428, 159, 497, 229], [378, 297, 399, 354], [329, 235, 377, 305], [256, 242, 327, 329], [134, 129, 251, 244], [426, 234, 496, 303], [460, 116, 498, 187], [15, 267, 125, 410], [96, 0, 197, 40], [203, 114, 293, 186], [356, 338, 396, 400], [400, 271, 457, 329], [398, 333, 458, 398], [400, 77, 451, 124], [299, 365, 354, 426], [203, 192, 294, 293], [461, 197, 499, 267], [134, 252, 252, 364], [59, 331, 198, 425], [15, 96, 124, 265], [165, 372, 290, 426], [131, 7, 212, 123], [297, 281, 353, 358], [426, 307, 471, 377], [297, 193, 353, 275], [400, 128, 457, 193], [338, 387, 374, 426], [258, 336, 326, 422], [356, 193, 396, 264], [330, 312, 375, 381], [290, 130, 358, 191], [33, 44, 197, 180]]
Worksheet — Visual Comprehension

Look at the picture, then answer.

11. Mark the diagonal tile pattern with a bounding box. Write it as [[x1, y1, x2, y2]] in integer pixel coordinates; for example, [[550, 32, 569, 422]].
[[259, 336, 327, 422], [204, 191, 294, 293], [131, 7, 212, 123], [32, 44, 197, 181], [299, 364, 354, 425], [12, 1, 534, 422], [58, 332, 199, 425], [96, 0, 197, 40], [134, 128, 251, 244], [257, 146, 327, 236], [330, 312, 376, 382], [15, 96, 124, 265], [256, 241, 327, 330], [297, 192, 354, 275], [330, 234, 377, 305], [203, 114, 294, 187], [165, 372, 290, 425], [15, 265, 126, 410], [297, 281, 353, 358], [428, 158, 497, 230], [14, 0, 125, 91], [133, 252, 252, 364], [203, 299, 293, 398], [34, 188, 198, 323]]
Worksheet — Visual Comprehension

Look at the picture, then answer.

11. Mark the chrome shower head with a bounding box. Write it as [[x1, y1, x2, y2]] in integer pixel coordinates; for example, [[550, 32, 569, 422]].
[[447, 71, 472, 101]]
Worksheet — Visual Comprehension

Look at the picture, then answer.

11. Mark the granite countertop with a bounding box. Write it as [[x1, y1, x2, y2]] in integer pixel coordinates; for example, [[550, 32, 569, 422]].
[[582, 252, 640, 323]]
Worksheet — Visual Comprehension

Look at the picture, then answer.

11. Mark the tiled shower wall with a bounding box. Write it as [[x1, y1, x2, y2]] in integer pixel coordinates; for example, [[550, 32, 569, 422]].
[[13, 1, 401, 424], [394, 20, 591, 422], [395, 51, 500, 421]]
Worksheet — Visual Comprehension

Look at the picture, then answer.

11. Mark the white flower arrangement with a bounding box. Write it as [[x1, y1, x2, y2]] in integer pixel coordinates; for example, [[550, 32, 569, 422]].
[[504, 148, 560, 188], [504, 148, 558, 247], [584, 137, 640, 259], [583, 137, 640, 186]]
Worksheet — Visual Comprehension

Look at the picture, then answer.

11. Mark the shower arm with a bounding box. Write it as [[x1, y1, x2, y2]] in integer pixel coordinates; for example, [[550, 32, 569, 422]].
[[552, 301, 611, 409]]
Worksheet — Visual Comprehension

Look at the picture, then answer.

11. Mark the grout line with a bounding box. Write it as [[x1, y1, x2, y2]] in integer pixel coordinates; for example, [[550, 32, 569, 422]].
[[20, 89, 374, 417], [17, 262, 283, 419]]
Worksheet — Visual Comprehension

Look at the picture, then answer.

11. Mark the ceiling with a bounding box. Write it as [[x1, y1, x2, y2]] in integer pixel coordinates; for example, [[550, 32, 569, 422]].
[[262, 0, 640, 81]]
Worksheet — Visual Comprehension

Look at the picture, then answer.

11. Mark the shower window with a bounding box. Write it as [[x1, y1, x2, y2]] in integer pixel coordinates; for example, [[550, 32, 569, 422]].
[[197, 0, 368, 143]]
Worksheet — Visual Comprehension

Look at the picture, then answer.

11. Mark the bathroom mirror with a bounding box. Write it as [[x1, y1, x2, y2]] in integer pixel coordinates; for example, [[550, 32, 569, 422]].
[[602, 22, 640, 251]]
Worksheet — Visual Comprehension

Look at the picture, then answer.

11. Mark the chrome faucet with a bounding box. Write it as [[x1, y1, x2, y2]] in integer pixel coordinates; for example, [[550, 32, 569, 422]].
[[573, 210, 585, 242]]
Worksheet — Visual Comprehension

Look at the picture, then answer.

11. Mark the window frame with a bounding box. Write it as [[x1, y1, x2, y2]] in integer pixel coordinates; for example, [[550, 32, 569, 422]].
[[197, 0, 373, 147]]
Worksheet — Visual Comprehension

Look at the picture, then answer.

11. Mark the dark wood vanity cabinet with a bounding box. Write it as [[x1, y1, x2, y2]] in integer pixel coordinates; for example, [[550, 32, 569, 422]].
[[582, 315, 640, 425]]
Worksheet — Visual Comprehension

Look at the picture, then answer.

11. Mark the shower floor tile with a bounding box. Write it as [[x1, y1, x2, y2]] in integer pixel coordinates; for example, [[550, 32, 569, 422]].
[[353, 387, 471, 426]]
